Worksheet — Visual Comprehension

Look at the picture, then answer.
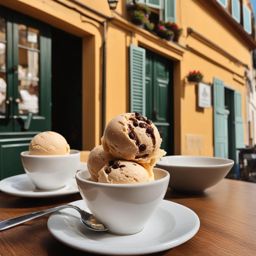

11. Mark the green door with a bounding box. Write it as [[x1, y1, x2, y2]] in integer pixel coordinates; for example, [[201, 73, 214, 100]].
[[0, 7, 51, 179], [145, 51, 173, 154]]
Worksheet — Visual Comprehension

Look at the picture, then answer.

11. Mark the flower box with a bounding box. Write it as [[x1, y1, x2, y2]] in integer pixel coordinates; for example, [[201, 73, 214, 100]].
[[187, 71, 203, 83]]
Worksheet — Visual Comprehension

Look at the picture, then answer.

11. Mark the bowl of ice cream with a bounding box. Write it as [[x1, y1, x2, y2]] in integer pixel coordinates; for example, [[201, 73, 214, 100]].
[[156, 155, 234, 192], [78, 112, 168, 235], [21, 131, 80, 190], [76, 167, 169, 235]]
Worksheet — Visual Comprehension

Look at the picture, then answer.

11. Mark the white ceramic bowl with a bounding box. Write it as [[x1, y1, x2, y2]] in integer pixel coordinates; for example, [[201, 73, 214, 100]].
[[21, 150, 80, 190], [156, 156, 234, 192], [75, 168, 170, 235]]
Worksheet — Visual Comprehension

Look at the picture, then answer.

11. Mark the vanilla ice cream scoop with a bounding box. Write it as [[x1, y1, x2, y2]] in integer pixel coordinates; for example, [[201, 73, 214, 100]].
[[98, 160, 151, 184], [87, 145, 113, 181], [102, 112, 164, 164], [29, 131, 70, 155]]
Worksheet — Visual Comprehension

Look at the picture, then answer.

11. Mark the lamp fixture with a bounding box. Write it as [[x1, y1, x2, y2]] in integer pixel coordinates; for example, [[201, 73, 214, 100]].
[[107, 0, 119, 10]]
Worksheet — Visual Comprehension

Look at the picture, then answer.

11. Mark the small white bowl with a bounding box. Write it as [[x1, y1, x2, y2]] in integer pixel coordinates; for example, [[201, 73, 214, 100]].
[[75, 168, 170, 235], [156, 156, 234, 192], [21, 150, 80, 190]]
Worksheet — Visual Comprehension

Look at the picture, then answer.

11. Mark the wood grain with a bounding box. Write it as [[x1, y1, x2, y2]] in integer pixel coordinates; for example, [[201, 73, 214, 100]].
[[1, 179, 256, 256]]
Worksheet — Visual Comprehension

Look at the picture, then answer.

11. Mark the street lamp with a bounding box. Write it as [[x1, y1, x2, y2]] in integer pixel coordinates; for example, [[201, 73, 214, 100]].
[[107, 0, 119, 10]]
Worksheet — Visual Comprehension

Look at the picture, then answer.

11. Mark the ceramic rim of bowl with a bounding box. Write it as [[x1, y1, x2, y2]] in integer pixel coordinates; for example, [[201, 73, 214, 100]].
[[157, 155, 234, 168], [20, 149, 80, 158], [75, 168, 170, 188]]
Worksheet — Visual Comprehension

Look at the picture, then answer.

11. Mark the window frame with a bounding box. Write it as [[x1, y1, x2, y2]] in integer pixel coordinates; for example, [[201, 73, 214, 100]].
[[243, 4, 252, 34], [217, 0, 228, 8], [145, 0, 163, 9], [231, 0, 241, 23]]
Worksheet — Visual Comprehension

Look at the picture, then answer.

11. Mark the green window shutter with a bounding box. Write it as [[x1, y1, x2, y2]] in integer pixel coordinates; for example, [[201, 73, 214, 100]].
[[130, 45, 146, 115], [234, 92, 244, 148], [164, 0, 176, 22], [217, 0, 227, 7], [231, 0, 240, 22], [213, 78, 229, 158], [243, 5, 252, 34], [146, 0, 161, 8]]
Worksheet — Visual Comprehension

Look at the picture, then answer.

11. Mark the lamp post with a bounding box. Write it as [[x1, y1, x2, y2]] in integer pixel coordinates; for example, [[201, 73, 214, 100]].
[[107, 0, 119, 10]]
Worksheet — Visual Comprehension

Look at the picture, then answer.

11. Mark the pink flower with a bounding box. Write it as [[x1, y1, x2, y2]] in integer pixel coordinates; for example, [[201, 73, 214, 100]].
[[158, 25, 165, 31]]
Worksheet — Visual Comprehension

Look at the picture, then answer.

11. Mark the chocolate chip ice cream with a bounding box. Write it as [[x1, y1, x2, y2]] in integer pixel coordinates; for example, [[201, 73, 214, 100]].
[[102, 112, 164, 164], [87, 112, 165, 183], [87, 145, 113, 181], [98, 160, 152, 184]]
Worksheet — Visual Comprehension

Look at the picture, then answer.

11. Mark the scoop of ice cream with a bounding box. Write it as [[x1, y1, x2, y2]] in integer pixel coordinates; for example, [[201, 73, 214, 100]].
[[102, 112, 164, 164], [29, 131, 70, 155], [98, 160, 151, 184], [87, 145, 113, 181]]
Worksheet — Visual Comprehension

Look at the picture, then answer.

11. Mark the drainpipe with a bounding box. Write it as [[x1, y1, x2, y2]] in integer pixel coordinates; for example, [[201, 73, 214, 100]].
[[101, 20, 107, 135]]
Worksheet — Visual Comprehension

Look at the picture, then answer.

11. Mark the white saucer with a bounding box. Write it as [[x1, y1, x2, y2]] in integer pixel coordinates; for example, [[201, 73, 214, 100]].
[[0, 174, 79, 198], [47, 199, 200, 255]]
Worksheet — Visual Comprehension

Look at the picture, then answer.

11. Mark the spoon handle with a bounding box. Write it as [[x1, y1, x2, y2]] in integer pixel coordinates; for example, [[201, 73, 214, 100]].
[[0, 205, 68, 231]]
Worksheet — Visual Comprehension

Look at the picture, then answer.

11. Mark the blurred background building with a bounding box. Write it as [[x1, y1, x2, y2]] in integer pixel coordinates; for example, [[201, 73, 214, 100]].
[[0, 0, 255, 179]]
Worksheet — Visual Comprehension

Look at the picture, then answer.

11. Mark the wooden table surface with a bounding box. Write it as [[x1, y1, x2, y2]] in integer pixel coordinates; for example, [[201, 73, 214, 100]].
[[1, 178, 256, 256]]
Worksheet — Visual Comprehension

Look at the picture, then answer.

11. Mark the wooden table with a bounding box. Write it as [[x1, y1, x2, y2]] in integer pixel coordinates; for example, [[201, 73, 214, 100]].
[[1, 178, 256, 256]]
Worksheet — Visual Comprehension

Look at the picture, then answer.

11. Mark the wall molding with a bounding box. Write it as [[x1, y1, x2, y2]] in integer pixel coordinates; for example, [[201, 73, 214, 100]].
[[187, 27, 248, 69], [186, 44, 245, 80]]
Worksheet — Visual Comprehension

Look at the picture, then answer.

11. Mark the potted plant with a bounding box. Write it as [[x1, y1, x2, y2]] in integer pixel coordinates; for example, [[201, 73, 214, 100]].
[[127, 1, 151, 16], [127, 1, 151, 27], [187, 70, 203, 83], [129, 10, 146, 26], [144, 20, 154, 32], [155, 23, 174, 41], [164, 22, 183, 42]]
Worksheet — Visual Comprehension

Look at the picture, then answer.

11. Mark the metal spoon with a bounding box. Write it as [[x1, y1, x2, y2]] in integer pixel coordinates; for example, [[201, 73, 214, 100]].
[[0, 204, 108, 232]]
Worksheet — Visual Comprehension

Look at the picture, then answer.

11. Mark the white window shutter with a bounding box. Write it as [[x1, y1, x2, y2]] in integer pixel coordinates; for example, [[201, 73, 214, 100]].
[[243, 5, 252, 34], [164, 0, 176, 22], [231, 0, 241, 22]]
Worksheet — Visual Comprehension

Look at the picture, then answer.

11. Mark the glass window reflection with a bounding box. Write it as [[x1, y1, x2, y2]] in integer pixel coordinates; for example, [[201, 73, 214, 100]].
[[18, 24, 40, 115], [0, 17, 6, 116]]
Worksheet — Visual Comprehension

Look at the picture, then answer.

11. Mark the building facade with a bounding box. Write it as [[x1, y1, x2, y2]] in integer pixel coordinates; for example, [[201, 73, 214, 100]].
[[0, 0, 255, 179]]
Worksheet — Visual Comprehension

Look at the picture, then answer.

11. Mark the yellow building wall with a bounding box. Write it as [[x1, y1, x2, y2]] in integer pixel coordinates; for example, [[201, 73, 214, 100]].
[[179, 0, 251, 155], [106, 24, 129, 121], [0, 0, 253, 155]]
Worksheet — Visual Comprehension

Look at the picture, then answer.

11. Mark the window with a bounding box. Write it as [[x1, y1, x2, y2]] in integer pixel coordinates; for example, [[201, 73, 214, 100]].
[[243, 5, 252, 34], [217, 0, 228, 8], [132, 0, 175, 22], [164, 0, 176, 22], [231, 0, 240, 23], [146, 0, 162, 9]]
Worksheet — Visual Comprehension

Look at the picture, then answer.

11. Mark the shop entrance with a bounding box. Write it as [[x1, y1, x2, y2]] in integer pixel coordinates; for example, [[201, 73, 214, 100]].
[[51, 28, 82, 150], [0, 6, 82, 179]]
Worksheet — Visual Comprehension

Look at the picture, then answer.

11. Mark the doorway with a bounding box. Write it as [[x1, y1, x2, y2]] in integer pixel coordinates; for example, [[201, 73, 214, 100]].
[[214, 78, 243, 178], [51, 28, 82, 150], [225, 87, 236, 177], [0, 7, 51, 179], [225, 88, 236, 161]]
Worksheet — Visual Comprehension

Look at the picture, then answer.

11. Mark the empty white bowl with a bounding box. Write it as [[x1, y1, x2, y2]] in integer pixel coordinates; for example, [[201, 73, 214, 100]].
[[75, 168, 170, 235], [21, 150, 80, 190], [156, 156, 234, 192]]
